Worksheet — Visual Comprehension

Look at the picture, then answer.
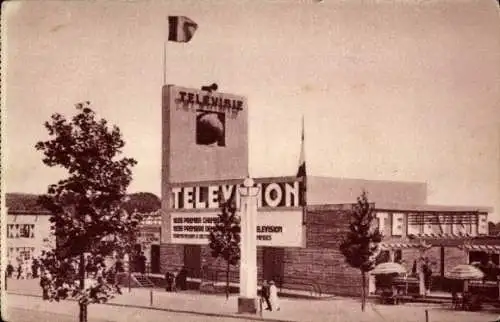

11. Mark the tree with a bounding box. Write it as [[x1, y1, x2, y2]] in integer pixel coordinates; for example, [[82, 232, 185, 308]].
[[339, 190, 383, 312], [208, 200, 241, 299], [122, 192, 161, 214], [35, 102, 142, 322]]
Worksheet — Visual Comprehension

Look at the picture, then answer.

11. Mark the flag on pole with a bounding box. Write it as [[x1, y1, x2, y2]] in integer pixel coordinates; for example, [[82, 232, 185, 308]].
[[168, 16, 198, 43], [296, 117, 306, 178]]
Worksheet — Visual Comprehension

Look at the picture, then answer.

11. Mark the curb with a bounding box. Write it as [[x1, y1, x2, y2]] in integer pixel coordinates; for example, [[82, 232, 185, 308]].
[[7, 292, 294, 322]]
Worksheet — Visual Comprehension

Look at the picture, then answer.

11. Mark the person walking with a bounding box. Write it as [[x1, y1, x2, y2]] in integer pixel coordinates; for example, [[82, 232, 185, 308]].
[[261, 280, 272, 311], [422, 259, 433, 296], [269, 280, 280, 311], [6, 263, 14, 278], [16, 263, 22, 280]]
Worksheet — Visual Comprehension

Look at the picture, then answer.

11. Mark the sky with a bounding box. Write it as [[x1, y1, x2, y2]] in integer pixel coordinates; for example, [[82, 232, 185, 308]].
[[3, 1, 500, 219]]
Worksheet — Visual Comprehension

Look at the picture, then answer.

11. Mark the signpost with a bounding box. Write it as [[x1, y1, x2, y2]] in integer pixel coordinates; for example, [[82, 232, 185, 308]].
[[237, 177, 259, 314]]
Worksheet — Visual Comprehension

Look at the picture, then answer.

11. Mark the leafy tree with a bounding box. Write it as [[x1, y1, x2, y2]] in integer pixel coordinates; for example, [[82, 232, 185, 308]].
[[208, 200, 241, 299], [35, 102, 142, 322], [339, 190, 383, 312], [123, 192, 161, 214]]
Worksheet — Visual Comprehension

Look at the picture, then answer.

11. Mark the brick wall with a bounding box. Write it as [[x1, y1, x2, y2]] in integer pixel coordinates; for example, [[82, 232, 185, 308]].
[[160, 207, 365, 296], [160, 206, 473, 297], [275, 206, 364, 296]]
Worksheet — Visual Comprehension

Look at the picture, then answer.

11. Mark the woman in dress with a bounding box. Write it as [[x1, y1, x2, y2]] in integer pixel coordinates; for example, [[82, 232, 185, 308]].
[[269, 280, 280, 311]]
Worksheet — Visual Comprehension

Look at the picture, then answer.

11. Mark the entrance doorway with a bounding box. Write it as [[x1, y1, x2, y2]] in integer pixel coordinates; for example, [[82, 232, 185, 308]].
[[183, 245, 202, 278], [263, 247, 285, 287], [150, 245, 160, 274]]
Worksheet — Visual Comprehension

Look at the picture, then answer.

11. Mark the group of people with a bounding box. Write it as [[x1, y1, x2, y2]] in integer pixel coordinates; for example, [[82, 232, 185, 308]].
[[261, 280, 280, 311], [6, 258, 41, 280], [165, 267, 188, 292]]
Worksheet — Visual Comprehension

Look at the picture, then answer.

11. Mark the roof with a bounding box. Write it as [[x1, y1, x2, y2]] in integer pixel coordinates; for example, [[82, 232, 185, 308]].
[[307, 176, 427, 206], [307, 203, 491, 214], [6, 193, 48, 213]]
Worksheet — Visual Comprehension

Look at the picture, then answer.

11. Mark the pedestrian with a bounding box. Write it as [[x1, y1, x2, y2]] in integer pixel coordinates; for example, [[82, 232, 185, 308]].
[[172, 269, 178, 292], [261, 280, 272, 311], [422, 259, 433, 296], [32, 259, 39, 278], [6, 263, 14, 278], [40, 271, 50, 300], [269, 280, 280, 311], [177, 267, 188, 290], [25, 260, 32, 279], [16, 263, 22, 280], [165, 271, 175, 292]]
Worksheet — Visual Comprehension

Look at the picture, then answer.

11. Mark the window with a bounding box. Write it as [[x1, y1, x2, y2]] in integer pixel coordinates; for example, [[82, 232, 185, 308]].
[[376, 250, 390, 265], [19, 249, 31, 261], [8, 224, 35, 238]]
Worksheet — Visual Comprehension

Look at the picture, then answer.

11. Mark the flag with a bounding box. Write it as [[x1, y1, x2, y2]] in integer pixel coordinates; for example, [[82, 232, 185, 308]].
[[168, 16, 198, 43], [296, 117, 306, 178], [297, 117, 307, 225]]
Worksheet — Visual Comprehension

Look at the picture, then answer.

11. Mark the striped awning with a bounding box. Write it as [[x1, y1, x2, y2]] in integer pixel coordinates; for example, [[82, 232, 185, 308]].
[[408, 233, 475, 239], [447, 264, 484, 280], [380, 241, 431, 250], [458, 244, 500, 253]]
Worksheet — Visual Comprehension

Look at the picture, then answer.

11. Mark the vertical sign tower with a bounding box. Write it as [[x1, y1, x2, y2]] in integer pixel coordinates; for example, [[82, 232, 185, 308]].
[[161, 84, 249, 243]]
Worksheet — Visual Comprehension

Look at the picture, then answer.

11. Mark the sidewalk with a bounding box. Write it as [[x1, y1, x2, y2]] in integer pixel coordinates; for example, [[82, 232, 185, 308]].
[[6, 278, 500, 322]]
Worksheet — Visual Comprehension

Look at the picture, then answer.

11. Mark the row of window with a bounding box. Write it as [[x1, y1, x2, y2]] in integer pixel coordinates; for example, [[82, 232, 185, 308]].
[[7, 247, 35, 261], [7, 224, 35, 238]]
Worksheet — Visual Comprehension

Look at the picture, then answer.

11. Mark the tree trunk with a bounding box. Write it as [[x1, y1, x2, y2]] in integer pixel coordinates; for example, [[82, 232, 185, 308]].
[[79, 253, 88, 322], [361, 271, 366, 312], [226, 261, 230, 300]]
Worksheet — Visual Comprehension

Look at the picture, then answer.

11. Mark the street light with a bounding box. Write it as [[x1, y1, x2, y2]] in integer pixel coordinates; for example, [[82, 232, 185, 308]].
[[237, 177, 260, 314]]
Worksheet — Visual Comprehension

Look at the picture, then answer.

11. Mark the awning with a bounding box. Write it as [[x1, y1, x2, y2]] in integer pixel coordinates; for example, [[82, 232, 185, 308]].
[[380, 241, 431, 250], [409, 233, 474, 239], [458, 244, 500, 253]]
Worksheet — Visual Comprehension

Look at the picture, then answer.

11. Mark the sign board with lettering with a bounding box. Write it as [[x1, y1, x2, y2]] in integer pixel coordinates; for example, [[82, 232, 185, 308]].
[[375, 211, 485, 237], [137, 231, 161, 245], [163, 177, 305, 247], [170, 180, 303, 210], [170, 210, 303, 247], [162, 85, 248, 184]]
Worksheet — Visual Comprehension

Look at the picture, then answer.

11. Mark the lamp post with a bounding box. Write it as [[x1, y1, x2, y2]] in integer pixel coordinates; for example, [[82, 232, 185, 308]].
[[237, 177, 260, 314]]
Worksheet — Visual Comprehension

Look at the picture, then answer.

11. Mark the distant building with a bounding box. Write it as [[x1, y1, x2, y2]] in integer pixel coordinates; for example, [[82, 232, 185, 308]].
[[6, 209, 54, 265], [134, 210, 161, 274]]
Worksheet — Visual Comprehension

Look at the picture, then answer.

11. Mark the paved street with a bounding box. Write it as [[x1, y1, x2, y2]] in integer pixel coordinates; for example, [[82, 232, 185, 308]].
[[5, 298, 255, 322], [6, 278, 500, 322]]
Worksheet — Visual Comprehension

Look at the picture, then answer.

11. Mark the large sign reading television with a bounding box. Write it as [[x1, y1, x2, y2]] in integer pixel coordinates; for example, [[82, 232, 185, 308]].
[[163, 177, 305, 247]]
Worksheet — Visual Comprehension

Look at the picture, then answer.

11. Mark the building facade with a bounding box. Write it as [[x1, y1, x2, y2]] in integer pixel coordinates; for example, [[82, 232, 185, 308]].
[[6, 209, 54, 266], [159, 84, 495, 296]]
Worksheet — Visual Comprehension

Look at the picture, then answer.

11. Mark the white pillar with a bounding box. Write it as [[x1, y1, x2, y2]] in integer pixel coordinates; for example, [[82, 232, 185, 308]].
[[418, 252, 426, 297], [238, 177, 259, 314], [368, 273, 376, 294]]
